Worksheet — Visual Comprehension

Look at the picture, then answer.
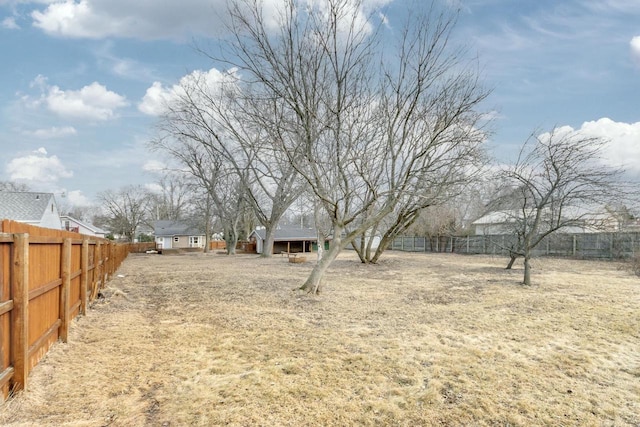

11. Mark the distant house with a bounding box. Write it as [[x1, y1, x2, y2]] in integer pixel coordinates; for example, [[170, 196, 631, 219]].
[[60, 215, 107, 238], [471, 211, 515, 235], [153, 220, 206, 250], [472, 208, 620, 235], [0, 191, 62, 229], [249, 225, 321, 254]]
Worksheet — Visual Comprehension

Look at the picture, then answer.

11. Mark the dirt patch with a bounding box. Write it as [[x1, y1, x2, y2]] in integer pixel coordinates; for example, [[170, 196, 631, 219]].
[[1, 251, 639, 426]]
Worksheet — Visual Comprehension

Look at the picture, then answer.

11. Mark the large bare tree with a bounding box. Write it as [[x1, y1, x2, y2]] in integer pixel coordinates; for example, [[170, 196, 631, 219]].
[[222, 0, 488, 292], [152, 128, 250, 255], [496, 127, 624, 285], [97, 185, 151, 242], [147, 172, 194, 221], [153, 66, 304, 257]]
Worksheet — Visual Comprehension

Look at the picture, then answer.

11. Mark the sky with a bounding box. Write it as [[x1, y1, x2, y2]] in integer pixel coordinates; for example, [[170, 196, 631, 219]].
[[0, 0, 639, 208]]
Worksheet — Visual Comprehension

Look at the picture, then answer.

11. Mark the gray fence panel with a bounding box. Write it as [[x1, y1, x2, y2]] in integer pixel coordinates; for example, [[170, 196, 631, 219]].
[[393, 232, 640, 259]]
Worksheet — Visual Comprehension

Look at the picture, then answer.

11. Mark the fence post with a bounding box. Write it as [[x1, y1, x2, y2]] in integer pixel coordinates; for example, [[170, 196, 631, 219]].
[[10, 233, 29, 392], [610, 233, 614, 259], [80, 238, 88, 315], [91, 242, 102, 300], [572, 235, 577, 257], [59, 238, 71, 343]]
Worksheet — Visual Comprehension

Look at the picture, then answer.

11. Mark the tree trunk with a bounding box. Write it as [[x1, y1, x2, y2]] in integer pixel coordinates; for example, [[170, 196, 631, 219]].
[[351, 233, 367, 263], [261, 226, 276, 257], [505, 254, 517, 270], [203, 220, 211, 254], [523, 256, 532, 285], [299, 241, 341, 294], [316, 232, 325, 262], [300, 225, 343, 294], [225, 227, 238, 255]]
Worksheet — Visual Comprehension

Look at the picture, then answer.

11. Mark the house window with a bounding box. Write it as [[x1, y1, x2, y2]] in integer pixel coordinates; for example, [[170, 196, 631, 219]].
[[173, 237, 180, 242], [189, 236, 201, 247]]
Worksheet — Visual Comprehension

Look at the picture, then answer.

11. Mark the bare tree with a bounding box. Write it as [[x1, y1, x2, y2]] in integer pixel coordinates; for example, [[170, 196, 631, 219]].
[[495, 127, 624, 285], [151, 127, 250, 255], [148, 172, 194, 221], [97, 185, 151, 242], [0, 181, 30, 192], [151, 65, 305, 257], [222, 0, 488, 292]]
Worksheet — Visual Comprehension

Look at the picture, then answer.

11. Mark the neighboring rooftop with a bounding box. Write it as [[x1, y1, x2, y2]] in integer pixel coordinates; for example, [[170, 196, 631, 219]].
[[0, 191, 55, 222], [153, 220, 204, 236], [60, 215, 108, 235], [253, 225, 318, 241]]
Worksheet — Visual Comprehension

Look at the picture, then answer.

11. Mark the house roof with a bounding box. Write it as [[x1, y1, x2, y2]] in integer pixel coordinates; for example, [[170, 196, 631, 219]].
[[472, 210, 519, 225], [153, 220, 204, 237], [0, 191, 55, 222], [251, 225, 318, 241], [60, 215, 107, 235]]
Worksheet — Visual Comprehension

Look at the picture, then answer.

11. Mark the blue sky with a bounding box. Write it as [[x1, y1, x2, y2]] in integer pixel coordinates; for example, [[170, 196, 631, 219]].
[[1, 0, 639, 207]]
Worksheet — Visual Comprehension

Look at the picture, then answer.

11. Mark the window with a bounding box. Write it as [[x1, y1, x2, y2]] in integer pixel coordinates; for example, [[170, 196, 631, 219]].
[[189, 236, 201, 247], [173, 237, 179, 242]]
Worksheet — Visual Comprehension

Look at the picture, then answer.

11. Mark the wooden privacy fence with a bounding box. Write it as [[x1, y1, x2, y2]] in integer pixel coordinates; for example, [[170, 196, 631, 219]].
[[0, 220, 130, 400]]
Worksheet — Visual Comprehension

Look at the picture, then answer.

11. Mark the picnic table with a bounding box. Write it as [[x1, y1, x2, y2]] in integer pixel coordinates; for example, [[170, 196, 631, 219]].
[[281, 251, 307, 263]]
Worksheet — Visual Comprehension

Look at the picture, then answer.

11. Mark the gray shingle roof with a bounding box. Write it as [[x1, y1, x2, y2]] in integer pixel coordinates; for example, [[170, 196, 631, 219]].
[[153, 220, 204, 237], [0, 191, 54, 222], [252, 225, 318, 241]]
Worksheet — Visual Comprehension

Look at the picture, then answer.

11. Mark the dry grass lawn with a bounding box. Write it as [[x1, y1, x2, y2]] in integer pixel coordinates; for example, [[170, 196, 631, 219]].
[[1, 251, 639, 426]]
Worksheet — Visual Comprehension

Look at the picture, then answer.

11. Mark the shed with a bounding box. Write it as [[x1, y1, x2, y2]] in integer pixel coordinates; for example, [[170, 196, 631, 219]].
[[250, 225, 321, 254]]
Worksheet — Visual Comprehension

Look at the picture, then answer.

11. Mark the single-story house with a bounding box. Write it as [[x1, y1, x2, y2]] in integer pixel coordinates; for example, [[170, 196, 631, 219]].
[[250, 225, 322, 254], [154, 220, 206, 250], [0, 191, 62, 229], [60, 215, 107, 237]]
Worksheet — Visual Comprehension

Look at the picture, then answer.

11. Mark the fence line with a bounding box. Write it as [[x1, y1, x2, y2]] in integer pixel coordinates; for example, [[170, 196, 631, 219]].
[[392, 232, 640, 259], [0, 220, 130, 400]]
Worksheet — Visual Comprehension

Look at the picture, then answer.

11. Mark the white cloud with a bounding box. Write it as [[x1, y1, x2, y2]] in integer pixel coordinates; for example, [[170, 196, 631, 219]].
[[578, 118, 640, 175], [139, 68, 238, 116], [23, 126, 77, 139], [30, 0, 394, 40], [31, 0, 227, 40], [26, 76, 129, 121], [6, 147, 73, 186], [548, 118, 640, 176], [1, 17, 20, 29], [46, 82, 128, 120], [138, 82, 168, 116], [145, 182, 163, 194], [64, 189, 92, 206], [142, 159, 165, 172], [630, 36, 640, 66]]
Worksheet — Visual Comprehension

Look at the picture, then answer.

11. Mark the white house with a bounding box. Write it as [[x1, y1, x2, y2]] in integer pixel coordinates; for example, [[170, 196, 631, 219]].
[[153, 220, 206, 250], [0, 191, 62, 229], [60, 215, 107, 237]]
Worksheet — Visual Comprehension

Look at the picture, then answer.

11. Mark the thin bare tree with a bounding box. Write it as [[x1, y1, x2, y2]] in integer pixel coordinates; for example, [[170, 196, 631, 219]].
[[496, 127, 624, 285]]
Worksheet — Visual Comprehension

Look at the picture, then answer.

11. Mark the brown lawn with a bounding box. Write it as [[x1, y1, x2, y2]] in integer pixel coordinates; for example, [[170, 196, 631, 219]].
[[0, 251, 639, 426]]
